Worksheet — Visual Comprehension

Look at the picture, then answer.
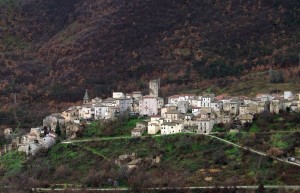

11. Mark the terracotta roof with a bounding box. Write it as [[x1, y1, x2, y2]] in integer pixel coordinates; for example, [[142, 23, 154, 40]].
[[215, 94, 228, 100]]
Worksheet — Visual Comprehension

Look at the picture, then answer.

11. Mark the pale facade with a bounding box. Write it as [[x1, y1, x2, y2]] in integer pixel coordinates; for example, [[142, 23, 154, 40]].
[[164, 110, 181, 122], [148, 117, 163, 134], [239, 105, 250, 115], [149, 79, 160, 97], [197, 119, 214, 134], [113, 92, 125, 99], [178, 101, 189, 114], [270, 99, 283, 114], [116, 98, 132, 114], [139, 96, 162, 116], [284, 91, 293, 100], [79, 105, 93, 120], [161, 122, 183, 135]]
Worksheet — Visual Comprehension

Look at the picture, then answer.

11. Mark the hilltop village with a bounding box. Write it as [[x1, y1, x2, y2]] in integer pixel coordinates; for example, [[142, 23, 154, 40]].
[[2, 79, 300, 156]]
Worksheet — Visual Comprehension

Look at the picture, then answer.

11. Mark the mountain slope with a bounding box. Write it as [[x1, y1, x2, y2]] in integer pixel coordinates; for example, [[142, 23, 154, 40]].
[[0, 0, 300, 125]]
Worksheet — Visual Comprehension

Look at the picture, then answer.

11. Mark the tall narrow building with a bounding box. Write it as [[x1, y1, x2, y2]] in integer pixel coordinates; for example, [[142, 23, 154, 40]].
[[83, 89, 90, 104], [149, 79, 160, 97]]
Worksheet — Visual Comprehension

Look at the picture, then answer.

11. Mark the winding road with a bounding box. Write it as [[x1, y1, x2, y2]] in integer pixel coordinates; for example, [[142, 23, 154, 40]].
[[61, 132, 300, 167], [206, 134, 300, 167]]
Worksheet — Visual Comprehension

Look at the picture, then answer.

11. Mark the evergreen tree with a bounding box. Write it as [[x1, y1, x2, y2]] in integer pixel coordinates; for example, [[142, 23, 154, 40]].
[[55, 120, 62, 136]]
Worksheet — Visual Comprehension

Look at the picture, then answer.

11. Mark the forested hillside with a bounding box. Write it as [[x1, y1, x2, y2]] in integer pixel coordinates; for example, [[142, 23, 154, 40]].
[[0, 0, 299, 126]]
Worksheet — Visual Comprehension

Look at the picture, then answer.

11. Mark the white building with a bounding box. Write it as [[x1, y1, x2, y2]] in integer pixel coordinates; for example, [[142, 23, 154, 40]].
[[147, 116, 163, 134], [102, 98, 117, 107], [132, 91, 143, 100], [79, 105, 93, 120], [116, 98, 132, 114], [113, 92, 125, 99], [197, 118, 214, 134], [164, 110, 182, 122], [198, 94, 214, 108], [139, 96, 164, 116], [192, 107, 201, 116], [284, 91, 293, 100], [178, 101, 189, 114], [211, 101, 222, 112], [161, 121, 183, 135]]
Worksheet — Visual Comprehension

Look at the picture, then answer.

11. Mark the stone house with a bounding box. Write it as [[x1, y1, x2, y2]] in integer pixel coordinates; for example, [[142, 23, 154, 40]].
[[217, 115, 231, 124], [61, 107, 79, 123], [168, 95, 180, 105], [139, 96, 164, 116], [161, 105, 177, 117], [112, 92, 125, 99], [256, 101, 269, 113], [116, 98, 132, 114], [131, 128, 144, 138], [192, 107, 202, 116], [229, 102, 239, 115], [79, 105, 94, 120], [101, 98, 117, 107], [197, 94, 215, 108], [91, 97, 102, 104], [239, 105, 250, 115], [161, 121, 183, 135], [270, 98, 283, 114], [197, 118, 214, 134], [132, 91, 142, 100], [164, 110, 182, 122], [147, 116, 163, 134], [222, 102, 230, 112], [195, 110, 211, 120], [177, 101, 189, 114], [291, 101, 300, 112], [94, 105, 108, 120], [183, 113, 197, 126], [43, 113, 66, 131], [283, 91, 293, 100], [236, 113, 254, 124], [131, 122, 147, 137], [211, 101, 222, 112]]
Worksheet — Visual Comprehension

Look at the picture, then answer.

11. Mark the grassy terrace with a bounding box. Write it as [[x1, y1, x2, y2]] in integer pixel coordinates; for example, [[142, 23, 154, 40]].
[[83, 117, 145, 138], [1, 134, 299, 189]]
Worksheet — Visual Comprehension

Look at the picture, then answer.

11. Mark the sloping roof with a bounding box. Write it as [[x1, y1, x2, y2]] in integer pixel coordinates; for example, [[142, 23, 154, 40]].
[[84, 89, 89, 100]]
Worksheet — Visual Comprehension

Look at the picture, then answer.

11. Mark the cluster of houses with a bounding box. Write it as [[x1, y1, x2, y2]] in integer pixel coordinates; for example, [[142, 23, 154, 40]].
[[46, 79, 300, 138], [141, 90, 300, 137], [1, 79, 299, 156], [1, 127, 57, 156]]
